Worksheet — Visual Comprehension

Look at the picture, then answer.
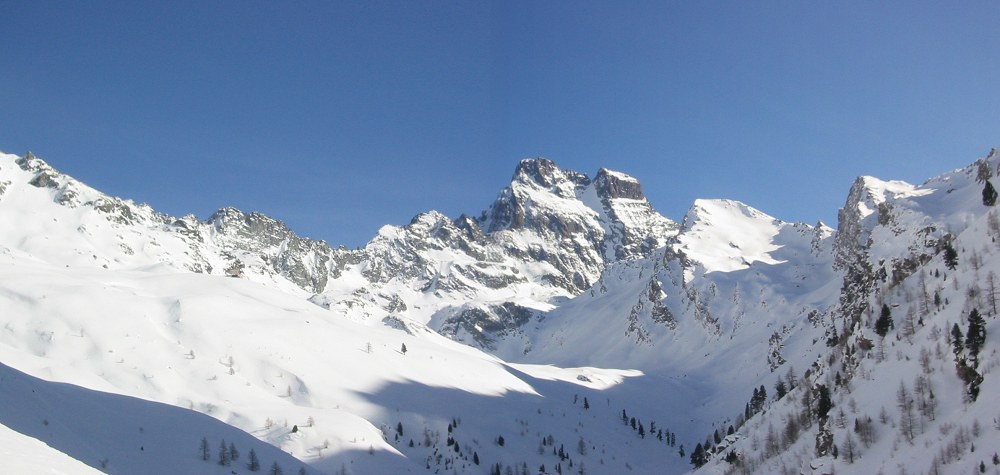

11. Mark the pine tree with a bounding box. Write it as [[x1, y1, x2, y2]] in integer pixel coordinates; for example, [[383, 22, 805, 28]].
[[690, 443, 706, 468], [583, 397, 589, 409], [875, 304, 893, 338], [775, 379, 788, 399], [229, 442, 239, 462], [400, 343, 407, 354], [984, 181, 998, 207], [247, 448, 260, 471], [816, 384, 833, 421], [966, 308, 987, 365], [218, 439, 230, 466], [270, 461, 283, 475], [199, 437, 211, 461], [952, 323, 965, 356], [944, 243, 959, 270]]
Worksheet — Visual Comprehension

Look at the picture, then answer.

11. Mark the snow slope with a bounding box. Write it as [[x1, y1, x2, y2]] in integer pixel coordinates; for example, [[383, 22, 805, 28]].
[[0, 362, 313, 475], [3, 147, 1000, 474], [692, 149, 1000, 474]]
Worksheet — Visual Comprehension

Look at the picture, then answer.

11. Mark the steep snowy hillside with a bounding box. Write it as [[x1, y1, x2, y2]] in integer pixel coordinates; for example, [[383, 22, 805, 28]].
[[0, 242, 694, 474], [691, 149, 1000, 474], [0, 362, 313, 475]]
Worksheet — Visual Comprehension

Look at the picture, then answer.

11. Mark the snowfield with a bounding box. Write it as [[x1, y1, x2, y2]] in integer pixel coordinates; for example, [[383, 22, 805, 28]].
[[3, 148, 1000, 474]]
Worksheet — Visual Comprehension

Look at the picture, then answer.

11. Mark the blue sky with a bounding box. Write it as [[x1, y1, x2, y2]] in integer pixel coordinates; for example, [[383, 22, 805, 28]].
[[2, 1, 999, 247]]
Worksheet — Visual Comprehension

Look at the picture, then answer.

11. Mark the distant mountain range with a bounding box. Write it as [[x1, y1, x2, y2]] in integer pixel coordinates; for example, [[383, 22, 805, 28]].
[[1, 148, 998, 474]]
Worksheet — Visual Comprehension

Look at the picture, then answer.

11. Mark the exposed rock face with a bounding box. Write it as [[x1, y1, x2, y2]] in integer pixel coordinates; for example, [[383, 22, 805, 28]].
[[303, 159, 682, 346], [209, 208, 335, 293], [435, 302, 537, 350], [594, 168, 644, 200]]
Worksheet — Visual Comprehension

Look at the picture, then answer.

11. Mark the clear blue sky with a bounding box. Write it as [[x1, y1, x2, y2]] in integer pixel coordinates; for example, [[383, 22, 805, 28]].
[[2, 1, 998, 247]]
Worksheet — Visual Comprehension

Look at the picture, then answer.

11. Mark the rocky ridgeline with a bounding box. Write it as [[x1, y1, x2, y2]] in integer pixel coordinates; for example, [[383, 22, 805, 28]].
[[7, 149, 997, 364], [4, 153, 681, 346]]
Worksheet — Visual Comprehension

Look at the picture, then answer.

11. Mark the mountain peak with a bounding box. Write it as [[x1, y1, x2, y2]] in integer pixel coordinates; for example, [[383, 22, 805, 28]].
[[512, 158, 590, 189], [594, 168, 645, 201]]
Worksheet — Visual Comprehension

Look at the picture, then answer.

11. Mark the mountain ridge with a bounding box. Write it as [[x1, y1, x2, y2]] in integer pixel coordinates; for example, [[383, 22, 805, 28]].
[[3, 147, 1000, 474]]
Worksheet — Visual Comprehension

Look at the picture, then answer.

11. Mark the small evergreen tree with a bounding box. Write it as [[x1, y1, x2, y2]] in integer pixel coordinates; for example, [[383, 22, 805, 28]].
[[247, 448, 261, 471], [690, 443, 706, 468], [218, 439, 230, 466], [944, 243, 959, 270], [952, 323, 965, 356], [875, 304, 893, 338], [966, 308, 987, 364], [984, 181, 998, 207], [816, 384, 833, 421], [583, 397, 589, 410], [199, 436, 211, 461], [400, 343, 407, 354], [229, 442, 239, 462], [774, 379, 788, 399], [270, 461, 284, 475]]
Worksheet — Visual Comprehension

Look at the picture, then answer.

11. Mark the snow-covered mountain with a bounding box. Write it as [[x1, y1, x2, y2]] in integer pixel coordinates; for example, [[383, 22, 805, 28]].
[[2, 148, 1000, 474]]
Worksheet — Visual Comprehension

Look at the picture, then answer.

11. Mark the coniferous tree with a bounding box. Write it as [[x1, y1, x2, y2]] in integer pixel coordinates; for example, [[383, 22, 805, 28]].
[[583, 397, 589, 409], [247, 449, 261, 471], [816, 384, 833, 422], [690, 443, 706, 468], [944, 243, 959, 270], [775, 379, 788, 399], [966, 308, 987, 365], [229, 442, 239, 462], [984, 181, 998, 207], [875, 304, 893, 338], [952, 323, 965, 357], [199, 437, 211, 461], [218, 439, 231, 466], [270, 461, 283, 475]]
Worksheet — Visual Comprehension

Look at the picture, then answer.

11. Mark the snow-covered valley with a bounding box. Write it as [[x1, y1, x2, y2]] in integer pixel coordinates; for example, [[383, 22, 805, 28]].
[[2, 149, 1000, 474]]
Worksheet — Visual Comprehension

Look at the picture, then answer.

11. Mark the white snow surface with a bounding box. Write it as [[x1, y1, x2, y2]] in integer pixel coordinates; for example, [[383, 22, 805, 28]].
[[3, 148, 1000, 474]]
